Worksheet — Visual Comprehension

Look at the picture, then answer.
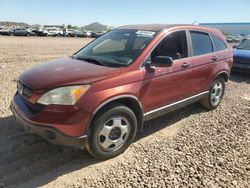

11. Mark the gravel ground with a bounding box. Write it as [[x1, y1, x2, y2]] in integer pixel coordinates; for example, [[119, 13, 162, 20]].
[[0, 36, 249, 188]]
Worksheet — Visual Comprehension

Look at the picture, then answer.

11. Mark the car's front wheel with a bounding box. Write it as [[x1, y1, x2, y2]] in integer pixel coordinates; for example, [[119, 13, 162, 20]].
[[87, 104, 137, 160], [201, 77, 225, 110]]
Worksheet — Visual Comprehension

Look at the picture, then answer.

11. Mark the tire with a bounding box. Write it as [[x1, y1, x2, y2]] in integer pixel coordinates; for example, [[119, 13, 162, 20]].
[[201, 77, 225, 110], [87, 104, 137, 160]]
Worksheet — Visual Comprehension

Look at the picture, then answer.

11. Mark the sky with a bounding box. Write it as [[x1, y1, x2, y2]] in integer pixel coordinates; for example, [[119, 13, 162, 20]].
[[0, 0, 250, 27]]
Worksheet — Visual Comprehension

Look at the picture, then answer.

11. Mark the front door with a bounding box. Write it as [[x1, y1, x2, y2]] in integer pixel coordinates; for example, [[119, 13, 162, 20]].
[[142, 30, 194, 114]]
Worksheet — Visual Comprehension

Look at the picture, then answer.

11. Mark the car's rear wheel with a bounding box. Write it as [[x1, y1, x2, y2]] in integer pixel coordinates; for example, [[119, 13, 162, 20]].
[[87, 104, 137, 160], [201, 77, 225, 110]]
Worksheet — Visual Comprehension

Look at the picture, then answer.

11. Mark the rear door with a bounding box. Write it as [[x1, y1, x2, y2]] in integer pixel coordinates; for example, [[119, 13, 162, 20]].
[[187, 31, 217, 94]]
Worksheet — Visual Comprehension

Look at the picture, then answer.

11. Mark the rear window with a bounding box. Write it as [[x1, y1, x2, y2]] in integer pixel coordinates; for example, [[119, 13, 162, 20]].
[[190, 31, 213, 56], [211, 35, 227, 51]]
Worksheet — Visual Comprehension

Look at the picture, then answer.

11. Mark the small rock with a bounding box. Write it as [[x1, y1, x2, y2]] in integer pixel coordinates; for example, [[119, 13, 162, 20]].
[[232, 180, 237, 186], [0, 182, 4, 188]]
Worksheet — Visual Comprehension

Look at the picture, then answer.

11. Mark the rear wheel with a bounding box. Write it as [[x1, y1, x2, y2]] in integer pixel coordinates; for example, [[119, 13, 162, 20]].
[[87, 104, 137, 160], [201, 77, 225, 110]]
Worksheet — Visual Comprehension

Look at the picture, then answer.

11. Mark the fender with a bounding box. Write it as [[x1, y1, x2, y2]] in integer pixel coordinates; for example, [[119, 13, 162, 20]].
[[86, 94, 144, 135], [214, 70, 229, 82]]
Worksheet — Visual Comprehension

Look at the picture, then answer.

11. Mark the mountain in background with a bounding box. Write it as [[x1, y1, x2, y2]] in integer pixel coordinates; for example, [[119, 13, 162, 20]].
[[82, 22, 113, 31], [0, 21, 30, 28]]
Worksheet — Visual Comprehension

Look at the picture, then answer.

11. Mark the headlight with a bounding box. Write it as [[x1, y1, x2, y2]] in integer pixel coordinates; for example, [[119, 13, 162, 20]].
[[37, 85, 90, 105]]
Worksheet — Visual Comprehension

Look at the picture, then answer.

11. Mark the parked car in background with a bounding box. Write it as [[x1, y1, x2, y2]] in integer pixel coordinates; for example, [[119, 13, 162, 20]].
[[225, 35, 242, 43], [82, 31, 91, 37], [0, 28, 13, 35], [66, 29, 85, 37], [46, 27, 63, 36], [235, 36, 243, 43], [226, 35, 233, 43], [32, 29, 48, 36], [12, 28, 35, 36], [233, 37, 240, 43], [91, 31, 105, 38], [241, 35, 250, 43], [11, 24, 233, 159], [233, 39, 250, 73]]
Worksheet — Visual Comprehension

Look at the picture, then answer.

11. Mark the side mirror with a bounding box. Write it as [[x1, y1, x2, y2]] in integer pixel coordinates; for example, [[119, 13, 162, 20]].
[[153, 56, 173, 67]]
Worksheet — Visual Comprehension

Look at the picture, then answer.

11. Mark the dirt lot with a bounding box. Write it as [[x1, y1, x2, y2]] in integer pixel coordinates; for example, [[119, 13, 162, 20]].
[[0, 36, 249, 188]]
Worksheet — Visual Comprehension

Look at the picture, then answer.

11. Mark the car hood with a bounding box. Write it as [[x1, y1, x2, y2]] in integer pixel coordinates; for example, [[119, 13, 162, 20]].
[[19, 57, 121, 91], [233, 49, 250, 59]]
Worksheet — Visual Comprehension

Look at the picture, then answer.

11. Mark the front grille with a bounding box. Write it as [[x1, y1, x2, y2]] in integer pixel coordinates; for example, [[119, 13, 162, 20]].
[[16, 81, 45, 114], [20, 95, 46, 114]]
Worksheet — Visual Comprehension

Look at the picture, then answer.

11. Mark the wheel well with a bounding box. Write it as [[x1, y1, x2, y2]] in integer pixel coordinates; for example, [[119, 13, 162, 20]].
[[88, 97, 144, 134], [217, 72, 229, 82]]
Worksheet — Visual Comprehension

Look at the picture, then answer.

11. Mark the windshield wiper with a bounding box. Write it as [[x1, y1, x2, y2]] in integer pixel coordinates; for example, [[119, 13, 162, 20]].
[[73, 56, 106, 66]]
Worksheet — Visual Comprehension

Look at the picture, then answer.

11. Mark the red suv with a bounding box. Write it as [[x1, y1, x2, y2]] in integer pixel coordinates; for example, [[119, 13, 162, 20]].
[[11, 24, 233, 159]]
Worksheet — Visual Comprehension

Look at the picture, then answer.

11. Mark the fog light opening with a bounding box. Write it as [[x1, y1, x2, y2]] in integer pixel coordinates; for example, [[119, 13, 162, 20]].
[[44, 131, 56, 140]]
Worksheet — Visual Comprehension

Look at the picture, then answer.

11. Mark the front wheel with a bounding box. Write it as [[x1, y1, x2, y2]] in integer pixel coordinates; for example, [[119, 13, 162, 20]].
[[201, 77, 225, 110], [87, 104, 137, 160]]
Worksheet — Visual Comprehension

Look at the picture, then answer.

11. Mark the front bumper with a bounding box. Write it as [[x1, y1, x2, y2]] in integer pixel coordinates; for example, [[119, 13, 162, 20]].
[[10, 98, 88, 149], [232, 63, 250, 73]]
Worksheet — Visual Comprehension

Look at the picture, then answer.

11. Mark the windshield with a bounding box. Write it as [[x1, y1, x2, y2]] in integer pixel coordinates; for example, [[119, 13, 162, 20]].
[[237, 39, 250, 50], [73, 29, 157, 67]]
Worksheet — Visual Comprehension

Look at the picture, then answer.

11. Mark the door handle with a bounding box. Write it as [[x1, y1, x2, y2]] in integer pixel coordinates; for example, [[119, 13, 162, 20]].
[[212, 56, 218, 61], [181, 62, 191, 68]]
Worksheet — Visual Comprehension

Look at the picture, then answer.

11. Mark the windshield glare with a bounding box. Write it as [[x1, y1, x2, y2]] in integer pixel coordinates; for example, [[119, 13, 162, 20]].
[[74, 29, 157, 67], [238, 40, 250, 50]]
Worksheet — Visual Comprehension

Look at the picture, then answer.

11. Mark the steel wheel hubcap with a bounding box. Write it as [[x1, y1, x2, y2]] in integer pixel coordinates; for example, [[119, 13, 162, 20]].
[[211, 81, 223, 106], [99, 116, 130, 151]]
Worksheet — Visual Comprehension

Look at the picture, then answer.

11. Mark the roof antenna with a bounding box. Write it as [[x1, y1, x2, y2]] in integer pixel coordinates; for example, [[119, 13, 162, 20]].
[[192, 21, 198, 25]]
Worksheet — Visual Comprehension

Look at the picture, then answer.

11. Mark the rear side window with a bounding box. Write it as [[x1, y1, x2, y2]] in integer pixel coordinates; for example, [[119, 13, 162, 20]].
[[211, 35, 227, 51], [190, 31, 213, 56]]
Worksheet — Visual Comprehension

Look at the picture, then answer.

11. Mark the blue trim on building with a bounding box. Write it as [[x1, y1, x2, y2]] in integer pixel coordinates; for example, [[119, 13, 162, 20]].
[[199, 23, 250, 36], [200, 23, 250, 26]]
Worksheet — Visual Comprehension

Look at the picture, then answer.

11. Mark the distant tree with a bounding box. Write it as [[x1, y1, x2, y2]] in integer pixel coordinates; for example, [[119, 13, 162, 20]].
[[72, 26, 79, 30], [67, 24, 72, 29], [222, 31, 229, 36]]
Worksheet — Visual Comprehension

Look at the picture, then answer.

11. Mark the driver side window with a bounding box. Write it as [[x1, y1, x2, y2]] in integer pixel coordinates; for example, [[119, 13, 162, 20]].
[[151, 31, 188, 62]]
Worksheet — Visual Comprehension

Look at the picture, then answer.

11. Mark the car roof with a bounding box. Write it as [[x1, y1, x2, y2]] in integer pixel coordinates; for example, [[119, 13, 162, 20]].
[[115, 24, 219, 33], [115, 24, 224, 40]]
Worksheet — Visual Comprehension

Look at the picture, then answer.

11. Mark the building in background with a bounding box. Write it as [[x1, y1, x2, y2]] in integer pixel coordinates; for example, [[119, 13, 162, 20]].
[[43, 24, 66, 29], [199, 23, 250, 36]]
